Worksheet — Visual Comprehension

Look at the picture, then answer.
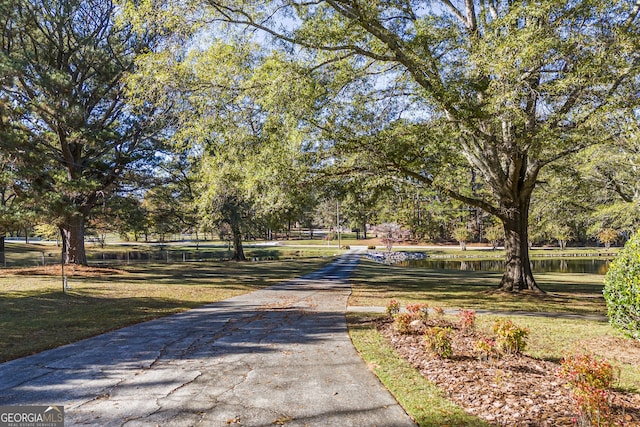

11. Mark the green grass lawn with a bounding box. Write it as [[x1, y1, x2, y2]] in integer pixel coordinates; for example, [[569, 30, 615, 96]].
[[1, 252, 637, 426], [0, 258, 332, 362], [348, 258, 640, 424], [349, 259, 608, 315]]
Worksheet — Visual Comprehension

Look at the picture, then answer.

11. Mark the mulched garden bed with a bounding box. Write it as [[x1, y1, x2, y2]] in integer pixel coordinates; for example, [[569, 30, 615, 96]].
[[3, 265, 126, 277], [377, 317, 640, 426]]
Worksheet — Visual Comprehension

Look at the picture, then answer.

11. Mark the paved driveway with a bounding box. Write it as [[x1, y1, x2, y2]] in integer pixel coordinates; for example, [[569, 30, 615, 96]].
[[0, 254, 416, 427]]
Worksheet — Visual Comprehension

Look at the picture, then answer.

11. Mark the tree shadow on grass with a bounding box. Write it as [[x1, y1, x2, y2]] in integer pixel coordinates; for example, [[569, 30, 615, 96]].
[[115, 258, 333, 287], [351, 260, 607, 314], [0, 262, 399, 427], [0, 290, 220, 363]]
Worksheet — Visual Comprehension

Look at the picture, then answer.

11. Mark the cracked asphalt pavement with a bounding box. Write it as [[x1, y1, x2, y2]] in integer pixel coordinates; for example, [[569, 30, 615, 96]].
[[0, 253, 416, 427]]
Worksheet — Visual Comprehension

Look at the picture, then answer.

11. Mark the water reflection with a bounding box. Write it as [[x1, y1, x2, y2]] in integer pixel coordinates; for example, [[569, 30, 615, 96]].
[[87, 250, 231, 263], [400, 258, 611, 274]]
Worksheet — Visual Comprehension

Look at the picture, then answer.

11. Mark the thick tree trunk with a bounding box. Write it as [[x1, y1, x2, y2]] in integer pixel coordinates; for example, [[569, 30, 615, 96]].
[[231, 224, 246, 261], [60, 214, 87, 265], [499, 199, 542, 292]]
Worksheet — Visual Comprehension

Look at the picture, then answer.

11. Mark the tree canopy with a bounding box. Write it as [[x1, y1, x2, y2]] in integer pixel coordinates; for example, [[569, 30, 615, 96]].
[[1, 0, 639, 286], [193, 0, 640, 291], [0, 0, 164, 263], [126, 34, 320, 258]]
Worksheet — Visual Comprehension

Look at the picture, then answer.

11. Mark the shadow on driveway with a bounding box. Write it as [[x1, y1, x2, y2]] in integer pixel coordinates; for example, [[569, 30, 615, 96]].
[[0, 254, 416, 427]]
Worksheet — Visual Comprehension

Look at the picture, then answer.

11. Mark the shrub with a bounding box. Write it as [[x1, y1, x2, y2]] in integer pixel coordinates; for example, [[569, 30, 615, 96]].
[[492, 318, 529, 355], [560, 353, 614, 390], [603, 230, 640, 340], [433, 306, 445, 317], [406, 302, 429, 321], [458, 309, 476, 333], [393, 312, 416, 334], [385, 299, 401, 316], [474, 337, 500, 361], [559, 353, 615, 427], [424, 327, 453, 358]]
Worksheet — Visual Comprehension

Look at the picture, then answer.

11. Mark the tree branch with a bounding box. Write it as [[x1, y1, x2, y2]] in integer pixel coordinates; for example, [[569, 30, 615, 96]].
[[439, 0, 467, 26]]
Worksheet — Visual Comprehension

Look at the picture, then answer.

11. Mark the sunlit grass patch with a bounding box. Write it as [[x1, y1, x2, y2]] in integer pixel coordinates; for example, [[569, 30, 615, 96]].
[[349, 259, 607, 315]]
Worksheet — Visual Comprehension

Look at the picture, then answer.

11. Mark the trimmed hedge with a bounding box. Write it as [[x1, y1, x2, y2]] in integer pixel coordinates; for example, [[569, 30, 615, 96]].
[[603, 231, 640, 340]]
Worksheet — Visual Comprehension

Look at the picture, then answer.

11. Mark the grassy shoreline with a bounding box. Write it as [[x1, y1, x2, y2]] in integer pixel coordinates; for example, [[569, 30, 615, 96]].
[[349, 259, 609, 315]]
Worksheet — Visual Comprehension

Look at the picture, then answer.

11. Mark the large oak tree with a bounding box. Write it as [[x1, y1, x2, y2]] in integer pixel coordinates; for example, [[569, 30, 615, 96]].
[[199, 0, 640, 291]]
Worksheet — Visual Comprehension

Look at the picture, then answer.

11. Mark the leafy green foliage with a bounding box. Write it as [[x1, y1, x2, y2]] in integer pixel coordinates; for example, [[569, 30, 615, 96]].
[[193, 0, 640, 292], [1, 0, 163, 263], [453, 226, 472, 251], [127, 29, 323, 249], [492, 318, 530, 355], [424, 326, 453, 359], [603, 231, 640, 340], [581, 137, 640, 237], [484, 224, 504, 249]]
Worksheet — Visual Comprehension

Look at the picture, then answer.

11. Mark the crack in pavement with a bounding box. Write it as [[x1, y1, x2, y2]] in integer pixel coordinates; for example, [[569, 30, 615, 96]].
[[0, 253, 416, 427], [120, 371, 205, 427]]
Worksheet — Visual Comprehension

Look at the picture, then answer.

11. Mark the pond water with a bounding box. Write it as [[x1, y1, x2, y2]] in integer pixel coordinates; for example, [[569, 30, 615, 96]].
[[87, 250, 231, 263], [398, 258, 611, 275], [86, 249, 290, 264]]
